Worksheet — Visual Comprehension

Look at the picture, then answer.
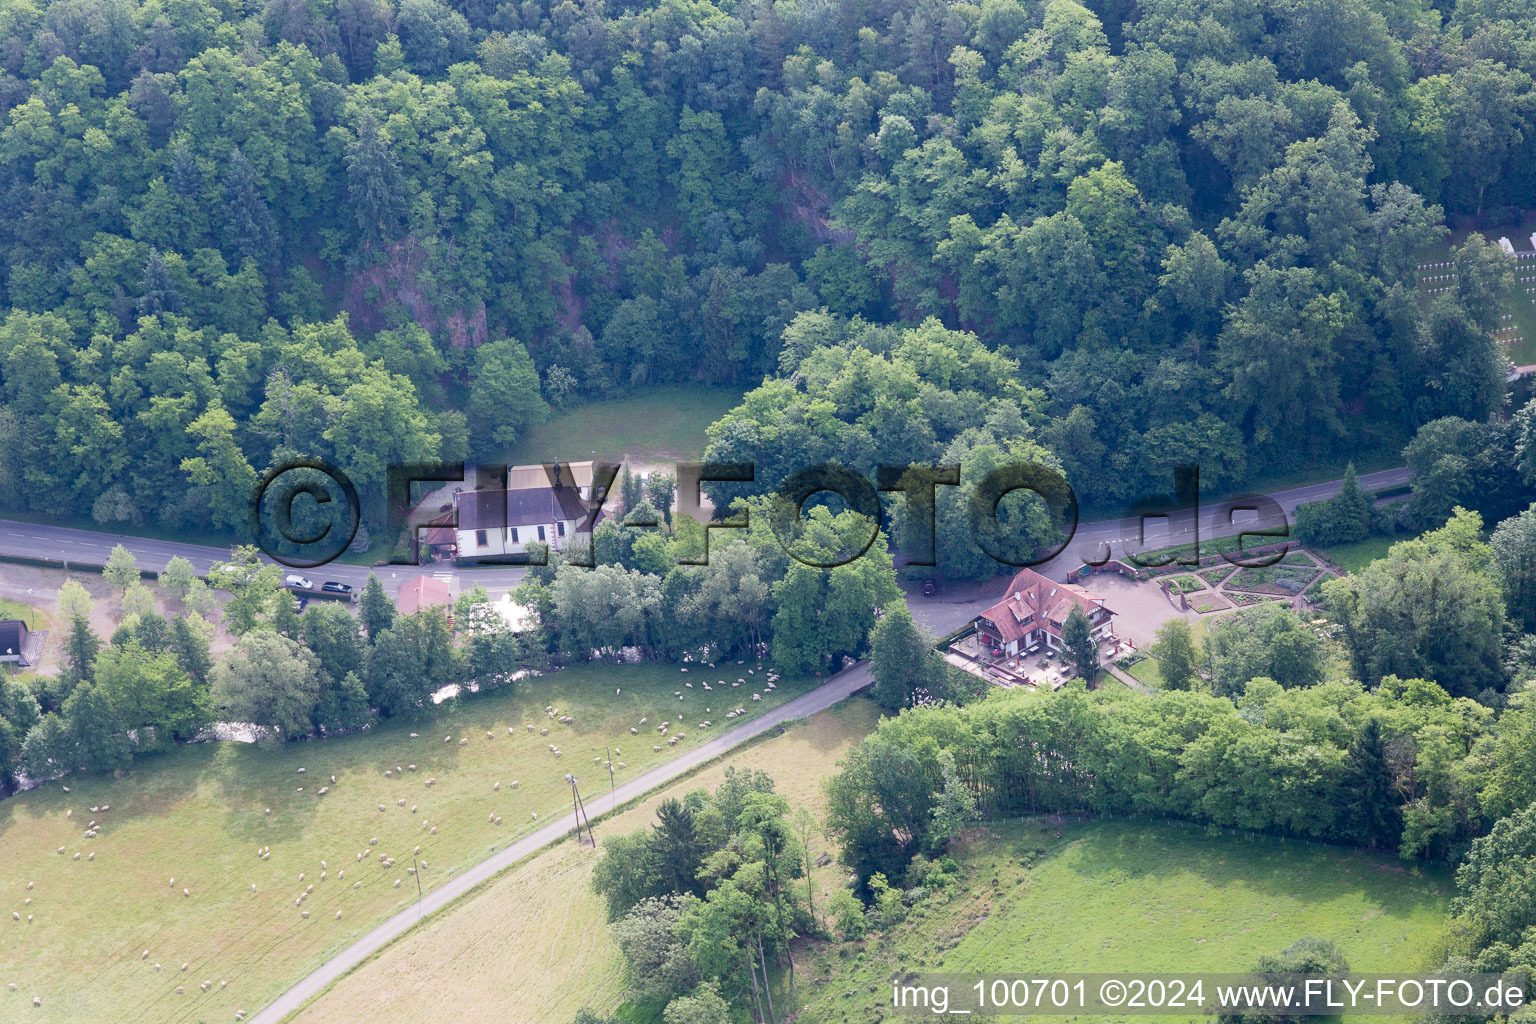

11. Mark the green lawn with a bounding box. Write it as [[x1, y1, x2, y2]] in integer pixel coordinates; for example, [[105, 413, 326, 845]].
[[503, 386, 745, 466], [795, 819, 1452, 1024], [1318, 535, 1397, 574], [0, 598, 51, 631], [0, 659, 816, 1022]]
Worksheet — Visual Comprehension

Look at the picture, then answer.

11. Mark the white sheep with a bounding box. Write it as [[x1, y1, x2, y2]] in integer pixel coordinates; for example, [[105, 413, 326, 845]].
[[510, 781, 518, 789], [72, 852, 79, 861], [486, 731, 493, 740], [493, 781, 499, 791]]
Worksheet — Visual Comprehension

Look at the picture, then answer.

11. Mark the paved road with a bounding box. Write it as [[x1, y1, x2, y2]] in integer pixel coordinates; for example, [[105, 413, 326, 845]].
[[1031, 465, 1411, 579], [236, 463, 1409, 1022], [0, 521, 528, 597], [247, 659, 877, 1024], [0, 466, 1408, 600]]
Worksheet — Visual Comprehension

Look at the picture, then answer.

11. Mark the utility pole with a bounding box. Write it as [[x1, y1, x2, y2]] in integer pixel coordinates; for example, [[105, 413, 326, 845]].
[[605, 746, 616, 809], [567, 774, 595, 847], [412, 857, 423, 918]]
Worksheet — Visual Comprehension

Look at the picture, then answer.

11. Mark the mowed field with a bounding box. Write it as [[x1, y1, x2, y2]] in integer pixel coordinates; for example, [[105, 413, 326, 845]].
[[796, 819, 1452, 1024], [503, 386, 744, 466], [284, 698, 885, 1024], [0, 660, 817, 1022]]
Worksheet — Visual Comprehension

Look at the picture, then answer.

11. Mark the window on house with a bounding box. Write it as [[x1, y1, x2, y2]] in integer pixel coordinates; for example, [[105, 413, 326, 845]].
[[510, 527, 519, 543], [475, 530, 488, 548], [537, 525, 547, 541], [556, 521, 565, 537]]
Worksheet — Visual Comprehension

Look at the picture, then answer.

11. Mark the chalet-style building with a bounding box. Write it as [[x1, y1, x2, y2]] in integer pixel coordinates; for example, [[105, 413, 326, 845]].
[[972, 567, 1115, 657]]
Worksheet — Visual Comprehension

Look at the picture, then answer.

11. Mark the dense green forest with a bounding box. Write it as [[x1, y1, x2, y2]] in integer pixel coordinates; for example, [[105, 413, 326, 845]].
[[0, 0, 1532, 535]]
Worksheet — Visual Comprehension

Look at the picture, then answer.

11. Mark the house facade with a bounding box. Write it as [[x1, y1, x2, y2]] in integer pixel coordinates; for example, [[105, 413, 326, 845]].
[[972, 567, 1115, 656], [453, 480, 590, 562]]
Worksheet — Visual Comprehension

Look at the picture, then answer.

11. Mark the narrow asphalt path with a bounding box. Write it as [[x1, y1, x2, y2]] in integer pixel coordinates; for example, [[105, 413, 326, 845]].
[[248, 660, 876, 1024]]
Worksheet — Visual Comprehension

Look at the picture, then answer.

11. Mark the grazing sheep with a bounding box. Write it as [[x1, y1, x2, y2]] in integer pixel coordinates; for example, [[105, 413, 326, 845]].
[[11, 913, 16, 921], [410, 732, 418, 738], [531, 812, 538, 820], [398, 799, 406, 807], [56, 847, 64, 854], [752, 694, 761, 701], [445, 735, 452, 742], [378, 804, 386, 812], [630, 728, 637, 734], [384, 770, 392, 778], [640, 717, 647, 724], [493, 782, 499, 791], [182, 963, 189, 972], [408, 764, 416, 771], [25, 883, 31, 890], [685, 682, 693, 688], [301, 910, 309, 918], [459, 738, 468, 746], [265, 809, 271, 815], [393, 879, 401, 888], [72, 853, 79, 861], [411, 805, 417, 813], [335, 911, 342, 919], [32, 997, 40, 1006], [487, 731, 493, 740], [318, 787, 329, 795], [526, 724, 534, 732], [653, 745, 660, 752], [494, 816, 502, 825], [183, 888, 190, 897], [297, 768, 305, 774], [369, 838, 378, 845], [510, 781, 518, 789], [540, 727, 548, 736], [142, 951, 148, 959], [353, 881, 361, 889], [331, 775, 336, 783], [429, 826, 437, 835]]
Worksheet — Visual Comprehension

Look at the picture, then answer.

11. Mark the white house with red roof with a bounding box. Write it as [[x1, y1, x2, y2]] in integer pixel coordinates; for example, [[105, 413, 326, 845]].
[[971, 567, 1116, 657]]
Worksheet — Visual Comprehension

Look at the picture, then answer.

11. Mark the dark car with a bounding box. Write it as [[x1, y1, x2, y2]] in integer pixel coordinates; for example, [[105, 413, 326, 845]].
[[921, 579, 937, 597], [321, 581, 354, 594]]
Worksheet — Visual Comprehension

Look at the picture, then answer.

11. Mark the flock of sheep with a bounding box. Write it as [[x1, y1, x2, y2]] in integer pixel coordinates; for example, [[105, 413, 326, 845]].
[[8, 661, 785, 1015]]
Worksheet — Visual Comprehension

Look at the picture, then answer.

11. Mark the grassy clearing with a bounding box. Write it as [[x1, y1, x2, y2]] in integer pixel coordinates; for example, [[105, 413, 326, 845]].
[[285, 698, 884, 1024], [503, 386, 744, 466], [795, 818, 1452, 1024], [0, 659, 818, 1022], [1318, 535, 1397, 574], [0, 597, 51, 630]]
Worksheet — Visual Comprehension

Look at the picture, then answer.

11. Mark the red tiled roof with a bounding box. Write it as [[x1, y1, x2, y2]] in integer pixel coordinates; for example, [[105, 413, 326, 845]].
[[975, 568, 1113, 643], [397, 576, 452, 616]]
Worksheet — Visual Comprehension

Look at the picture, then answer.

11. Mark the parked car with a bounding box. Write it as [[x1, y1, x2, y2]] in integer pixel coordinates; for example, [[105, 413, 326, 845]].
[[284, 574, 314, 589], [320, 581, 353, 594], [293, 596, 308, 612], [921, 579, 937, 596]]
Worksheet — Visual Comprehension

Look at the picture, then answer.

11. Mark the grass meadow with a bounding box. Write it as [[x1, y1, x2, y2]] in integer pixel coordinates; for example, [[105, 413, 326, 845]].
[[285, 698, 885, 1024], [796, 818, 1453, 1024], [0, 659, 816, 1022], [502, 386, 744, 466]]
